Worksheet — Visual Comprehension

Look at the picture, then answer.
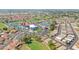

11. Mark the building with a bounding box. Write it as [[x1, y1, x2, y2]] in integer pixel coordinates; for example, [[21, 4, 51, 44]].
[[29, 24, 38, 30]]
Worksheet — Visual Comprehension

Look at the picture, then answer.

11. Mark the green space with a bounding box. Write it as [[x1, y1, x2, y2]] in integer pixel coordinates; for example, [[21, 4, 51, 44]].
[[48, 40, 57, 50], [0, 22, 8, 30], [50, 20, 57, 31], [35, 28, 42, 32], [26, 18, 40, 23], [28, 41, 49, 50], [10, 18, 41, 23], [10, 20, 23, 23], [22, 30, 50, 50]]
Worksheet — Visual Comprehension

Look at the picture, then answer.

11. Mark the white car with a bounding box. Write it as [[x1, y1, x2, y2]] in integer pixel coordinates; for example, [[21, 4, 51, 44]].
[[62, 34, 75, 44]]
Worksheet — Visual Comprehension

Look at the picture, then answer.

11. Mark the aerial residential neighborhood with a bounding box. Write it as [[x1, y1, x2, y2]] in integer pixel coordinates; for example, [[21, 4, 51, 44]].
[[0, 9, 79, 50]]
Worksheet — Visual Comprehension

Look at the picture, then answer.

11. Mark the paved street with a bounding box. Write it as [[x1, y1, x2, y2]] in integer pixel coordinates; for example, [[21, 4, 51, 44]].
[[51, 19, 78, 50]]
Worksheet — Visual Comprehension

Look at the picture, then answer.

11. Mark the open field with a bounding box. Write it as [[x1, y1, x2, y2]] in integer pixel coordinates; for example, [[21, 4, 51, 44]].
[[28, 41, 49, 50]]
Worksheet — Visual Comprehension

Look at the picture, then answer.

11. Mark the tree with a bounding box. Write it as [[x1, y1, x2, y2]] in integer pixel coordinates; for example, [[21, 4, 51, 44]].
[[3, 27, 8, 30], [48, 40, 56, 50], [77, 23, 79, 27], [34, 35, 42, 42], [23, 35, 32, 44], [50, 20, 57, 31], [30, 33, 42, 42]]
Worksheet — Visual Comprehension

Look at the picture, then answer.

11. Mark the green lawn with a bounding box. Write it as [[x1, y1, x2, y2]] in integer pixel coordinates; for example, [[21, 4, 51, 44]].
[[28, 41, 49, 50], [26, 18, 40, 23], [0, 22, 7, 30]]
